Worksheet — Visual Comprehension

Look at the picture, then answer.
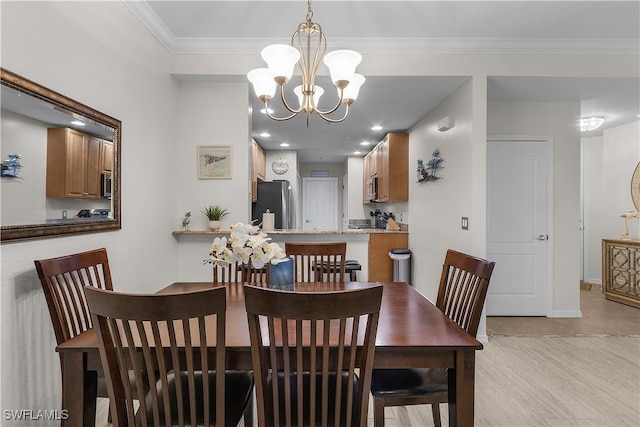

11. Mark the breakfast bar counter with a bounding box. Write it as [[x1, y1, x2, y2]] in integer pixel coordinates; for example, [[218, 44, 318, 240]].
[[172, 228, 409, 283], [171, 228, 408, 236]]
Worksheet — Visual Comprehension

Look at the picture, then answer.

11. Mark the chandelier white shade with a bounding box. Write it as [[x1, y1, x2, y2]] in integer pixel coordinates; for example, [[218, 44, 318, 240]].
[[579, 116, 605, 132], [247, 0, 364, 125]]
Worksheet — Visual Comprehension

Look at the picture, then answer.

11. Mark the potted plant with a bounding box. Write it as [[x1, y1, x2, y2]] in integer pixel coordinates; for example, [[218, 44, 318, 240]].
[[201, 205, 229, 230]]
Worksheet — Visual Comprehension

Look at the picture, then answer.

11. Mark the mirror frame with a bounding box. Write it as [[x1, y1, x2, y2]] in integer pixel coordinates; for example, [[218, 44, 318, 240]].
[[1, 68, 121, 242]]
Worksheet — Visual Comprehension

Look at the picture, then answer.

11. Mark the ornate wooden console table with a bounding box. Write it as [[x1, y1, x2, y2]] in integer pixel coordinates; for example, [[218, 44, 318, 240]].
[[602, 239, 640, 308]]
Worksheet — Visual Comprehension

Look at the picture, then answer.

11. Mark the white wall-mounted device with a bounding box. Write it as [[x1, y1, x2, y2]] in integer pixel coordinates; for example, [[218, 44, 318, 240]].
[[437, 116, 455, 132]]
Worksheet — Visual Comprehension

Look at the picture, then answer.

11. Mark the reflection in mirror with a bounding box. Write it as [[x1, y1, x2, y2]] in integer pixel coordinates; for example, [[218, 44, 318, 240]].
[[1, 68, 121, 242]]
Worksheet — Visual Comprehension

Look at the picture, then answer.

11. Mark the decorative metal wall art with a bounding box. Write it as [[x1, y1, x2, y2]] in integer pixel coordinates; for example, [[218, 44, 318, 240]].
[[1, 154, 22, 179], [417, 149, 444, 183]]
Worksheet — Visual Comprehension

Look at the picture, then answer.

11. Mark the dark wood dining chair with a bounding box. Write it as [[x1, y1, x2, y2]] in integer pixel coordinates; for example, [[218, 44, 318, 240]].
[[213, 260, 269, 283], [212, 259, 265, 426], [85, 286, 254, 427], [285, 241, 347, 283], [370, 249, 495, 427], [34, 248, 117, 419], [244, 284, 383, 427]]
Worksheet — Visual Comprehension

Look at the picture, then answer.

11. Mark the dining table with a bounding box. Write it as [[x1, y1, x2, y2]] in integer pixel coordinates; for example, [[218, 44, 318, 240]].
[[56, 281, 483, 427]]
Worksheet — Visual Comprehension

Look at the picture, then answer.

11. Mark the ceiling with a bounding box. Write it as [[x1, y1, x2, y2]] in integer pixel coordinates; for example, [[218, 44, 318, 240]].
[[133, 2, 638, 162]]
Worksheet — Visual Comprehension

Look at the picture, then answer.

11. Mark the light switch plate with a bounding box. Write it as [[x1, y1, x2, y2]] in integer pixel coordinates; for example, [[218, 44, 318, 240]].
[[461, 217, 469, 230]]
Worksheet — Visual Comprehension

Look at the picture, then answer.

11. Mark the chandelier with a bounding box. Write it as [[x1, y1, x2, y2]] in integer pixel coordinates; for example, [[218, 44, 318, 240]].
[[247, 0, 365, 126]]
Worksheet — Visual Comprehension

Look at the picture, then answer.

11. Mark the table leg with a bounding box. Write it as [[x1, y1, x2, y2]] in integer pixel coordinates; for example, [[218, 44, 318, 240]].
[[61, 352, 97, 427], [448, 349, 476, 427]]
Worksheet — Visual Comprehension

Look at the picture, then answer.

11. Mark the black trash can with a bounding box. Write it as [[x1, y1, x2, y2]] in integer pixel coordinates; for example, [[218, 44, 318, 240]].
[[389, 249, 411, 284]]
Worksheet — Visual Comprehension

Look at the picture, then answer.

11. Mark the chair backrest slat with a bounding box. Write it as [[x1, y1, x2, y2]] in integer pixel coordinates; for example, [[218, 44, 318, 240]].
[[435, 249, 496, 336], [245, 284, 382, 427], [86, 286, 228, 427], [285, 242, 347, 283], [213, 259, 269, 283]]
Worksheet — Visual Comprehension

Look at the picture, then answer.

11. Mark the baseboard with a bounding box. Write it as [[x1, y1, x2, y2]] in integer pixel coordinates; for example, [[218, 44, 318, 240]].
[[477, 333, 489, 343], [549, 309, 583, 318]]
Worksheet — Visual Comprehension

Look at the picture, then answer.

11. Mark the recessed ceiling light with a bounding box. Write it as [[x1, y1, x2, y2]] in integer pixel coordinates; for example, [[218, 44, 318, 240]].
[[260, 108, 274, 115], [360, 141, 370, 146], [371, 125, 382, 131], [353, 150, 362, 155], [280, 142, 290, 147], [260, 132, 271, 137], [71, 120, 86, 126], [579, 116, 605, 132]]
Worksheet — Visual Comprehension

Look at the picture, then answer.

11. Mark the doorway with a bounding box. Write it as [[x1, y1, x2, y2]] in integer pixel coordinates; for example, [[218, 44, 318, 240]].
[[302, 177, 338, 230], [486, 137, 553, 316]]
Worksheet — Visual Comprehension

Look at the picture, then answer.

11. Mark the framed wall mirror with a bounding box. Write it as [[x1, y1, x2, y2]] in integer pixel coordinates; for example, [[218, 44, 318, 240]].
[[1, 68, 121, 242]]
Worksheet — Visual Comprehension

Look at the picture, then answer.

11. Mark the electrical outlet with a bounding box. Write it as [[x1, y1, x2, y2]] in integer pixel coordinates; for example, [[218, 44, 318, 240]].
[[461, 217, 469, 230], [62, 210, 67, 219]]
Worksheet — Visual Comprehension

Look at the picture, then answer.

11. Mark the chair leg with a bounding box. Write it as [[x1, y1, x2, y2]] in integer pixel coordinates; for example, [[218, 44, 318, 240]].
[[431, 403, 442, 427], [373, 397, 385, 427], [350, 270, 357, 281]]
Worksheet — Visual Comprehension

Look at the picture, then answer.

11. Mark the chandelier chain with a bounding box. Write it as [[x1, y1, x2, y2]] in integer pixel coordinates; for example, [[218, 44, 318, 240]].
[[306, 0, 313, 23]]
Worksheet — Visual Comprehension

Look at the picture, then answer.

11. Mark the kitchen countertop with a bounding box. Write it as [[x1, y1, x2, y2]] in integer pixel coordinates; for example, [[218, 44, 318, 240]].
[[172, 228, 407, 236]]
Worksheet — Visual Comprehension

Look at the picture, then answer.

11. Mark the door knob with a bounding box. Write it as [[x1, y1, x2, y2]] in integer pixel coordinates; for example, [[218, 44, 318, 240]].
[[536, 234, 548, 241]]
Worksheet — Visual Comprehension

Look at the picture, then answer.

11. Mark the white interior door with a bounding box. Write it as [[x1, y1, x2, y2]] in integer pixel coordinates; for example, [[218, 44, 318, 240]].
[[302, 177, 338, 230], [487, 138, 551, 316]]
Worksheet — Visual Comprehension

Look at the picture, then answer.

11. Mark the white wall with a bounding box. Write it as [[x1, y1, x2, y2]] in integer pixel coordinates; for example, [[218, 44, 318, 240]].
[[582, 121, 640, 284], [409, 78, 476, 300], [602, 122, 640, 239], [173, 80, 252, 281], [1, 110, 48, 225], [1, 2, 178, 418], [488, 101, 582, 316]]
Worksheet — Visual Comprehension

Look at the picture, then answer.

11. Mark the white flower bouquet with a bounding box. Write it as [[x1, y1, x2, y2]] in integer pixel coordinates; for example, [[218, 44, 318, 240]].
[[205, 222, 287, 269]]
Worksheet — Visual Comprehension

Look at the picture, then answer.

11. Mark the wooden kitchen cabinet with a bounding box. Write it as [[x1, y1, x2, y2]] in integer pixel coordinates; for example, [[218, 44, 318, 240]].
[[363, 143, 381, 202], [363, 132, 408, 202], [46, 128, 101, 199], [251, 139, 266, 202], [602, 239, 640, 308], [368, 232, 409, 281], [101, 140, 113, 172], [377, 133, 408, 202]]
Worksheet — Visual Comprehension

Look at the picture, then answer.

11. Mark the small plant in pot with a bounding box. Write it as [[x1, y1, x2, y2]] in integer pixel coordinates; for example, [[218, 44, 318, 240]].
[[202, 205, 229, 230]]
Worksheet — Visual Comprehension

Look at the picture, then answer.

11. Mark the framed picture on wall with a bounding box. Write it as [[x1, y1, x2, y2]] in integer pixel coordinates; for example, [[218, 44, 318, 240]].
[[197, 145, 232, 179]]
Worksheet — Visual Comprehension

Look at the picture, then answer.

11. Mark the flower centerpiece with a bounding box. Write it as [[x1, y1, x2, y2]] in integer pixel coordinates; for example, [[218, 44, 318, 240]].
[[204, 222, 287, 269]]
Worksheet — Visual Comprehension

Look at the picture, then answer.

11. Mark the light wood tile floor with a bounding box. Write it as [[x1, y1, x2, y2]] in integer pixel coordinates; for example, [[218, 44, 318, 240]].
[[96, 287, 640, 426]]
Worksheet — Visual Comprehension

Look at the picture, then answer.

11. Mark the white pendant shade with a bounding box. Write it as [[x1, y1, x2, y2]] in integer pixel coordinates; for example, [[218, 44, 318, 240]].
[[294, 85, 324, 108], [247, 68, 277, 99], [323, 49, 362, 85], [261, 44, 300, 82], [341, 73, 365, 103]]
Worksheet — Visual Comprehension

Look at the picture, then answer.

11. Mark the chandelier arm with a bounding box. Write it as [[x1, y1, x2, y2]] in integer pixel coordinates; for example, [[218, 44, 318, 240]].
[[278, 84, 302, 116], [313, 89, 345, 116], [264, 100, 300, 122], [316, 104, 350, 123]]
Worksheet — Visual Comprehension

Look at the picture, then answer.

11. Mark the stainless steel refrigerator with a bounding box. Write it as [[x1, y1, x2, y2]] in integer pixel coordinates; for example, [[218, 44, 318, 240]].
[[251, 180, 296, 230]]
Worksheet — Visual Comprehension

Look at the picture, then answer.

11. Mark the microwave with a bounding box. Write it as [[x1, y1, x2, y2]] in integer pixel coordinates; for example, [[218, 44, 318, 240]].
[[101, 173, 112, 199]]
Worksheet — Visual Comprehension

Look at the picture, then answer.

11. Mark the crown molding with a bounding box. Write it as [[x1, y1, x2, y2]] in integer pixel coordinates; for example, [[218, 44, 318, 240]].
[[124, 2, 639, 55]]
